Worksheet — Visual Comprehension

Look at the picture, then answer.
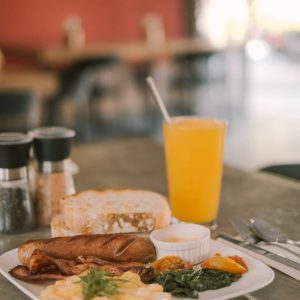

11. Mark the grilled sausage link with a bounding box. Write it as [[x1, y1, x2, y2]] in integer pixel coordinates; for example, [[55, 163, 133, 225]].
[[18, 234, 156, 267]]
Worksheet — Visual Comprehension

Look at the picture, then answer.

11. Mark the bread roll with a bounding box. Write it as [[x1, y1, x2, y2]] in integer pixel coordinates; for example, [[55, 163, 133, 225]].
[[18, 234, 156, 267], [53, 189, 171, 237], [51, 215, 77, 237]]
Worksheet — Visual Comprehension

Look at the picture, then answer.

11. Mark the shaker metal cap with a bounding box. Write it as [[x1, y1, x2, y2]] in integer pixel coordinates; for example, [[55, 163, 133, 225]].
[[29, 127, 76, 162], [0, 132, 32, 168]]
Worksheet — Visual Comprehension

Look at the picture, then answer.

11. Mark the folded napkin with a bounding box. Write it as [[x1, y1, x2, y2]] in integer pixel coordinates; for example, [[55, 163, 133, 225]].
[[217, 238, 300, 281], [257, 242, 300, 263]]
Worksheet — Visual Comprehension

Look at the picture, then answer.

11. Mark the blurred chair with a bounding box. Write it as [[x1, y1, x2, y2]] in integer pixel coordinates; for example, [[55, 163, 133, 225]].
[[260, 164, 300, 181], [0, 90, 39, 132], [169, 52, 213, 114], [46, 57, 122, 140]]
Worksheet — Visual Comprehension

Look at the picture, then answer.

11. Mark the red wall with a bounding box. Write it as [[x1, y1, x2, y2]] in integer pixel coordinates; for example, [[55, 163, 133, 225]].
[[0, 0, 185, 48]]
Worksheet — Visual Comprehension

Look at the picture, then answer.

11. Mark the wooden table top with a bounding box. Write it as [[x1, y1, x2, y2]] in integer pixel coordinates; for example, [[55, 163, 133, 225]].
[[0, 138, 299, 299], [39, 38, 218, 68], [0, 71, 58, 98]]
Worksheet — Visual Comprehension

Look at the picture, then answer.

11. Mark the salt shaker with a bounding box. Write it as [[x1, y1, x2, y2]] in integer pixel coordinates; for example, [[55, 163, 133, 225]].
[[0, 132, 34, 233], [30, 127, 76, 226]]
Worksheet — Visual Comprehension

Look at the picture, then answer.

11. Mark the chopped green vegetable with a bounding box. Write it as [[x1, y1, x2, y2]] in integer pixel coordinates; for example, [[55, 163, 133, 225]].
[[154, 269, 241, 299], [80, 268, 119, 300]]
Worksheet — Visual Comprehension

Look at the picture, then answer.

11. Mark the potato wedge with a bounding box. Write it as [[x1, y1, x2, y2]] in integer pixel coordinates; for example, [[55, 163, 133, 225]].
[[228, 255, 248, 271], [201, 254, 247, 274]]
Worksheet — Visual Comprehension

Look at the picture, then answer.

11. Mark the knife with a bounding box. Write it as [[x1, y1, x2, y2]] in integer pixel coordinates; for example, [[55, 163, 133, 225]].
[[217, 233, 300, 271]]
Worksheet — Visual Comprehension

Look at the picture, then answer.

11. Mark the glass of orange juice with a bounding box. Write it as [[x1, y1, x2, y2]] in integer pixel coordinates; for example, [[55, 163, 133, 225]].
[[163, 116, 227, 229]]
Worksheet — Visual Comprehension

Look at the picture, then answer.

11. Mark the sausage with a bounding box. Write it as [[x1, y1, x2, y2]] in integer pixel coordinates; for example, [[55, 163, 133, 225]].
[[18, 234, 156, 267]]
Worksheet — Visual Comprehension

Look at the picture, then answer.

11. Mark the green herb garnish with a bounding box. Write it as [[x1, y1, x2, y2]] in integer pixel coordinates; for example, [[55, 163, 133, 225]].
[[80, 268, 119, 300], [154, 269, 241, 299]]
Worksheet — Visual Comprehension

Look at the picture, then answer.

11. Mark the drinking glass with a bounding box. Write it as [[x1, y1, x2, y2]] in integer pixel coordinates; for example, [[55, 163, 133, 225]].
[[163, 116, 227, 229]]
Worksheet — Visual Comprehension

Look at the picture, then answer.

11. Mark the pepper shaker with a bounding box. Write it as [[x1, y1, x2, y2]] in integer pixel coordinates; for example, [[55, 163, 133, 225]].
[[0, 132, 34, 233], [30, 127, 76, 226]]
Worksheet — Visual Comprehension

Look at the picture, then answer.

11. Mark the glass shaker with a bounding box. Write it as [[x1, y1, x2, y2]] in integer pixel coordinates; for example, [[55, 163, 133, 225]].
[[30, 127, 76, 226], [0, 132, 34, 233]]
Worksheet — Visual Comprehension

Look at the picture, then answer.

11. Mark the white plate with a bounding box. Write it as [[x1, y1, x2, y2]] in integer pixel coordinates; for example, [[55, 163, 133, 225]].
[[0, 240, 274, 300]]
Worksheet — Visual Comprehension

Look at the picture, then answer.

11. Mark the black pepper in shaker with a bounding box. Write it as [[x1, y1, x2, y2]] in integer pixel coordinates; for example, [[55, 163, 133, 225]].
[[0, 132, 35, 233]]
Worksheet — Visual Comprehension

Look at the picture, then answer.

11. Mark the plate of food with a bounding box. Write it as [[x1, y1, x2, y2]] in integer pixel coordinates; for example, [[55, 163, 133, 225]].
[[0, 189, 274, 300], [0, 232, 274, 300]]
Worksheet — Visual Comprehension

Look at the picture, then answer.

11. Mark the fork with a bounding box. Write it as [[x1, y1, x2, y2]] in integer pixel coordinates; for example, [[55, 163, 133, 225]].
[[229, 215, 300, 260]]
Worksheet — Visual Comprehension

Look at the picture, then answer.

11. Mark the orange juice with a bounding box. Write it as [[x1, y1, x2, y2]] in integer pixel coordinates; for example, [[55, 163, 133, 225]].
[[163, 117, 227, 225]]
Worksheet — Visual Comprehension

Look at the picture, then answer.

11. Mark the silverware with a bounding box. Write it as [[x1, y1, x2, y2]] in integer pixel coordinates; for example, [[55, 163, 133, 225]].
[[218, 232, 300, 271], [229, 215, 258, 244], [250, 217, 300, 247], [250, 217, 300, 258], [229, 215, 300, 260]]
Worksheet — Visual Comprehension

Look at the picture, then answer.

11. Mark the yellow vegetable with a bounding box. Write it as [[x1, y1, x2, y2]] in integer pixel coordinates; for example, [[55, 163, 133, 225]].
[[40, 271, 172, 300], [151, 256, 192, 275], [201, 253, 247, 274]]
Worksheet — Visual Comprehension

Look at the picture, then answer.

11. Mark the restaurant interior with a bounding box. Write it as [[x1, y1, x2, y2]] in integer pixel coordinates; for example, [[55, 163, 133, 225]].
[[0, 0, 299, 174], [0, 1, 300, 299]]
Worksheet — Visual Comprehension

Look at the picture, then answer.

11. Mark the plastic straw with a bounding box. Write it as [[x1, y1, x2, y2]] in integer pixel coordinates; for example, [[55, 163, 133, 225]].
[[146, 76, 171, 123]]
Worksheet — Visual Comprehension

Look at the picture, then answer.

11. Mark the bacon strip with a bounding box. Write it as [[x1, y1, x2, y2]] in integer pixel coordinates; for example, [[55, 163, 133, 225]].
[[76, 256, 145, 268], [29, 250, 79, 275], [9, 265, 64, 281]]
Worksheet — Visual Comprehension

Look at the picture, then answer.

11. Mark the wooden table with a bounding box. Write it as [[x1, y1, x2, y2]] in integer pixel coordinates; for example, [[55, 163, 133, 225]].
[[39, 38, 218, 139], [0, 71, 59, 130], [0, 71, 58, 98], [0, 138, 299, 299], [39, 38, 217, 68]]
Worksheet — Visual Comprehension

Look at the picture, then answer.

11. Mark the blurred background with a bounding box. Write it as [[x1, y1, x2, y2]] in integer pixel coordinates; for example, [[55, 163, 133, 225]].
[[0, 0, 299, 173]]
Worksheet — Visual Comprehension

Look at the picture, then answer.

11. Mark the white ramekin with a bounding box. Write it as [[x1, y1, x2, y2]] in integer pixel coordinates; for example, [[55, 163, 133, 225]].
[[150, 223, 211, 264]]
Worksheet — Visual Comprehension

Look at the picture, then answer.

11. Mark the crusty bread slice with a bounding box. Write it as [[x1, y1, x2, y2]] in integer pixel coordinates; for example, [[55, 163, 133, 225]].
[[54, 189, 171, 237], [51, 215, 78, 237], [51, 215, 151, 237]]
